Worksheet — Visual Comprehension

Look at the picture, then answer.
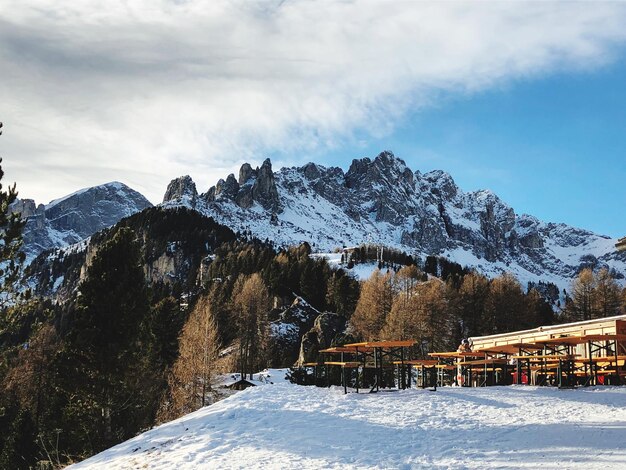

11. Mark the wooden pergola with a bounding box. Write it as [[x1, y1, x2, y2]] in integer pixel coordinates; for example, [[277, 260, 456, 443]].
[[302, 340, 418, 394]]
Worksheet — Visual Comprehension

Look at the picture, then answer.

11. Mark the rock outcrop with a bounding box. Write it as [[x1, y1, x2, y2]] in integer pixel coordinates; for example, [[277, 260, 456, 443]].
[[162, 175, 197, 208], [296, 313, 348, 366], [270, 297, 321, 367], [190, 158, 282, 213]]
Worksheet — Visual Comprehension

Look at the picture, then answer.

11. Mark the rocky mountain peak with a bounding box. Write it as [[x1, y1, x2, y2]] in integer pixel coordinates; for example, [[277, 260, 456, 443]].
[[302, 162, 322, 180], [20, 182, 152, 261], [423, 170, 458, 200], [215, 174, 240, 200], [252, 158, 280, 212], [345, 151, 413, 190], [238, 163, 256, 185], [163, 175, 198, 208]]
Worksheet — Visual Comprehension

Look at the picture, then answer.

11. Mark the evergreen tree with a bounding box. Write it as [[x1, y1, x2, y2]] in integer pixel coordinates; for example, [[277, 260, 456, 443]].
[[484, 273, 526, 334], [0, 407, 38, 470], [456, 272, 489, 337], [326, 270, 360, 317], [526, 288, 554, 326], [56, 227, 151, 456], [148, 296, 185, 370], [0, 154, 26, 308]]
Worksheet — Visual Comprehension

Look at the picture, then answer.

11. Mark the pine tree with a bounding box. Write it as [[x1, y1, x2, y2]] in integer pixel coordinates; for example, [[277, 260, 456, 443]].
[[148, 296, 185, 370], [484, 273, 526, 334], [56, 227, 151, 455], [0, 154, 26, 308], [326, 271, 360, 317], [526, 288, 555, 326], [0, 407, 38, 470]]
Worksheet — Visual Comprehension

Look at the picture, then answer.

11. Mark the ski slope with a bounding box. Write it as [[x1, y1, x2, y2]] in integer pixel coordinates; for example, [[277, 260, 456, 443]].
[[71, 372, 626, 469]]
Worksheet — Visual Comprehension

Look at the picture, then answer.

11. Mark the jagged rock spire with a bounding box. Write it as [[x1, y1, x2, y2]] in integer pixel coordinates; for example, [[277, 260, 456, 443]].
[[163, 175, 198, 208]]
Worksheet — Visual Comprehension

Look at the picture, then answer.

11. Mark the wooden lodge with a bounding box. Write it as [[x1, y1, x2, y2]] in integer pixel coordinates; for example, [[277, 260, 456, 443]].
[[470, 314, 626, 355], [294, 315, 626, 392]]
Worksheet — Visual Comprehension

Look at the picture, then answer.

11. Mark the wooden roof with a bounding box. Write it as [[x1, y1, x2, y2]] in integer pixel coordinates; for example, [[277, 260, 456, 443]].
[[318, 346, 373, 354], [343, 340, 417, 348], [392, 359, 439, 366], [535, 334, 626, 346], [510, 354, 580, 360], [429, 351, 486, 358], [324, 361, 361, 368], [460, 358, 508, 366], [477, 343, 543, 355]]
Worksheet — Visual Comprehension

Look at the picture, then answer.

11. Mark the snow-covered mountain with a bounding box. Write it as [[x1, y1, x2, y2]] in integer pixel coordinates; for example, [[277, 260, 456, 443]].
[[162, 151, 625, 291], [12, 182, 152, 261]]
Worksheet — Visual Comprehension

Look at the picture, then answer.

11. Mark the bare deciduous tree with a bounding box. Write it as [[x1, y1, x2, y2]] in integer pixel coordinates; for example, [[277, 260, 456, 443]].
[[350, 269, 394, 341], [233, 273, 270, 380], [160, 295, 221, 421]]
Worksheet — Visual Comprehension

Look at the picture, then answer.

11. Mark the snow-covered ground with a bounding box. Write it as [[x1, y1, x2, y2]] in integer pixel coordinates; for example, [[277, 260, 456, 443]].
[[311, 253, 381, 280], [71, 371, 626, 469]]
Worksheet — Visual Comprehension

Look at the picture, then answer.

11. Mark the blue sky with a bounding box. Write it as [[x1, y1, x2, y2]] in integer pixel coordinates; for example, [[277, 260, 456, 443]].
[[1, 1, 625, 238], [315, 61, 626, 238]]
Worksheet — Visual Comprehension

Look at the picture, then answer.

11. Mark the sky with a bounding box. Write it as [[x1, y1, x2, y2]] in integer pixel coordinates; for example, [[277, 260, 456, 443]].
[[0, 1, 625, 237]]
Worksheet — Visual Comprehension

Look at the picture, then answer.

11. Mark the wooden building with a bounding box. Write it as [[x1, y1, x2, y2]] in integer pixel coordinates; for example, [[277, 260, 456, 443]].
[[470, 314, 626, 359]]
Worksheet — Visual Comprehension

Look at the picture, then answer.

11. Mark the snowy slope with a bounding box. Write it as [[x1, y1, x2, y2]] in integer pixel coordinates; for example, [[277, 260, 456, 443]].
[[70, 375, 626, 469], [162, 152, 626, 292]]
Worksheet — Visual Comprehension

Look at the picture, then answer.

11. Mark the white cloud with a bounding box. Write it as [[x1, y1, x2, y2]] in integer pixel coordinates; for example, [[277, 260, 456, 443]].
[[1, 0, 626, 203]]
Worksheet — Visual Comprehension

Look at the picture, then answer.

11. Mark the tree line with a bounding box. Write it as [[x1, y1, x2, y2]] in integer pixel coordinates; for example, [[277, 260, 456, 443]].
[[350, 266, 558, 356]]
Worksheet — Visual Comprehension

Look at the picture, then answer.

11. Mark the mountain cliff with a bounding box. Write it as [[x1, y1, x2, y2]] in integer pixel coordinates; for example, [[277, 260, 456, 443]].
[[162, 151, 625, 290]]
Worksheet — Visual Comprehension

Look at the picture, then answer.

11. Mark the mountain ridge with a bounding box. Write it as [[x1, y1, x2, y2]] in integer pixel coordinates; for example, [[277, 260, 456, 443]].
[[161, 151, 625, 291], [13, 152, 625, 292]]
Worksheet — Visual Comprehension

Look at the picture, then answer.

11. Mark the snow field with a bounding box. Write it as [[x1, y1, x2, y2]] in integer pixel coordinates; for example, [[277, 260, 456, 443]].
[[71, 372, 626, 470]]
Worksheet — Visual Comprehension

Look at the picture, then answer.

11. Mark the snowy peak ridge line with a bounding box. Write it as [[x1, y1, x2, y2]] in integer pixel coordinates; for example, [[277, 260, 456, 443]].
[[161, 151, 625, 290], [14, 181, 153, 261]]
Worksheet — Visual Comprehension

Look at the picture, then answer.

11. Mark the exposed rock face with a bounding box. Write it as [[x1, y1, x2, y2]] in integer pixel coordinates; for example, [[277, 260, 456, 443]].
[[252, 159, 280, 211], [19, 182, 152, 261], [270, 297, 321, 367], [168, 150, 625, 290], [238, 163, 255, 185], [11, 199, 46, 230], [215, 174, 240, 201], [296, 313, 347, 365], [162, 175, 197, 208], [191, 158, 281, 213]]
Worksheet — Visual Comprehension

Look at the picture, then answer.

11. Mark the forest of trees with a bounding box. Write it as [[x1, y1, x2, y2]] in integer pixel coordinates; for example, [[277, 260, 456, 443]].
[[350, 267, 558, 357], [1, 154, 626, 467], [563, 268, 624, 321]]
